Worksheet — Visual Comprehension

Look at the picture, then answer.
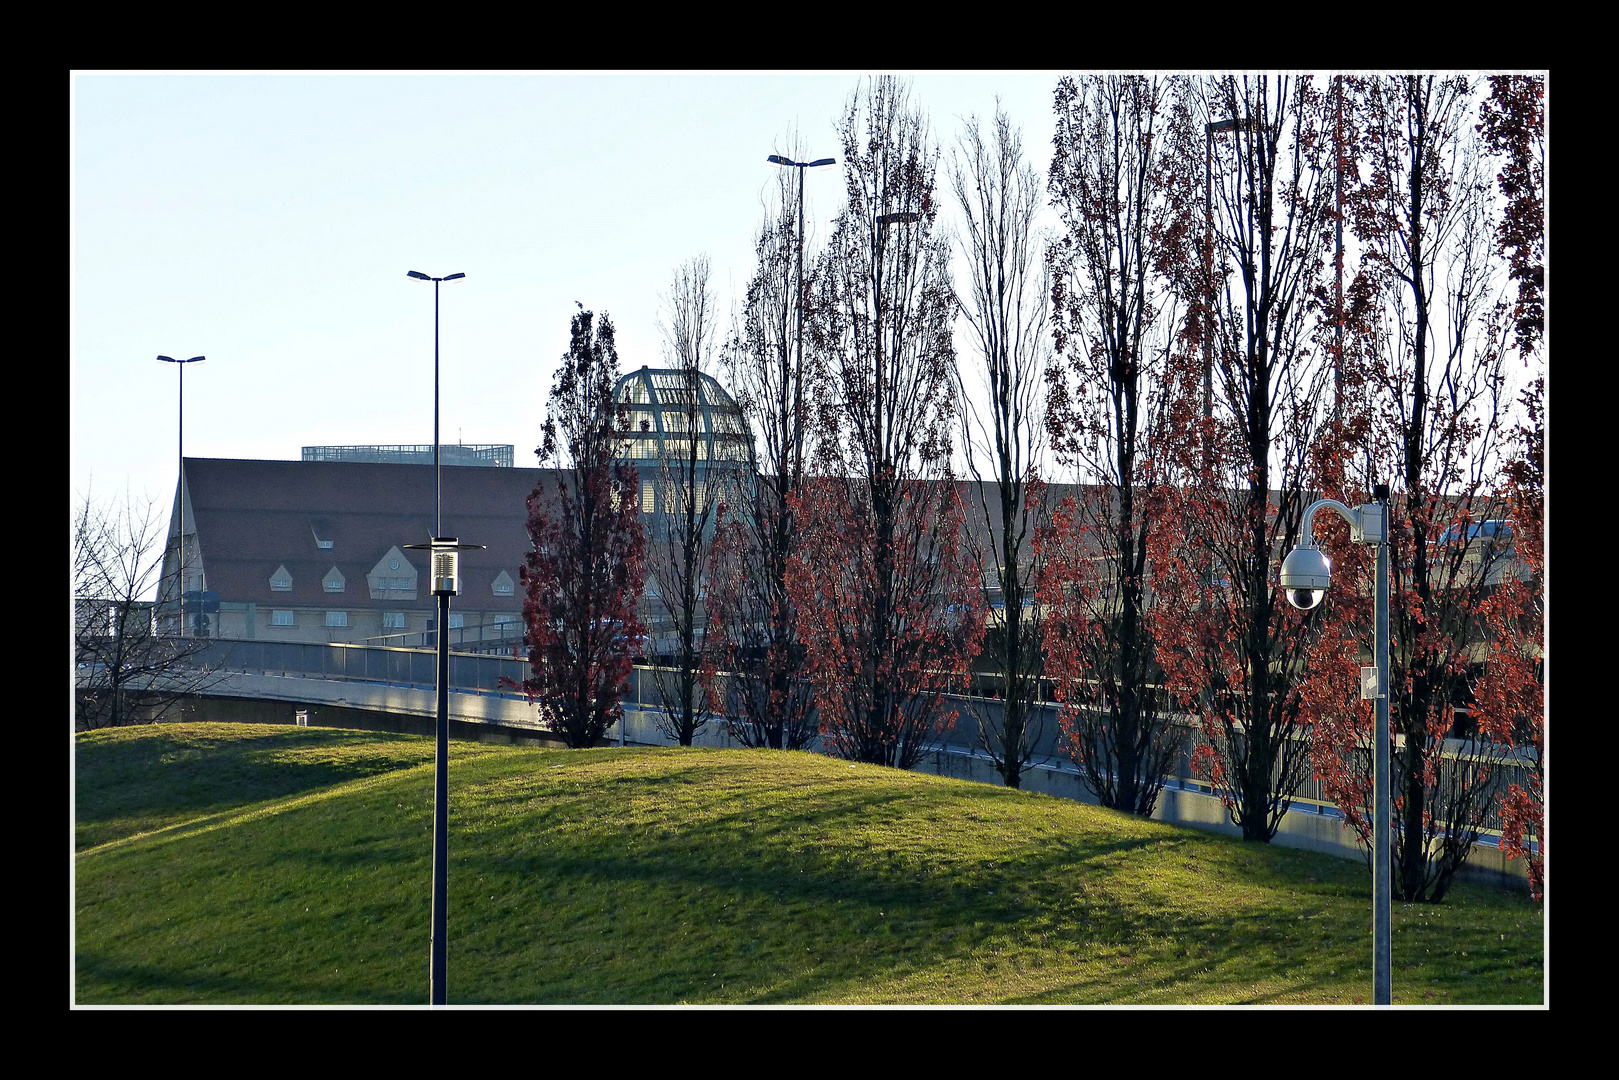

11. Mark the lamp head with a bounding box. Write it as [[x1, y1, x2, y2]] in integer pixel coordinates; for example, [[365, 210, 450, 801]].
[[1280, 544, 1331, 611]]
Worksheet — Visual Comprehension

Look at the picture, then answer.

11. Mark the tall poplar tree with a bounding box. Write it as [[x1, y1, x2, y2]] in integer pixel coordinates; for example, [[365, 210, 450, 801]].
[[788, 76, 985, 770], [515, 309, 646, 748]]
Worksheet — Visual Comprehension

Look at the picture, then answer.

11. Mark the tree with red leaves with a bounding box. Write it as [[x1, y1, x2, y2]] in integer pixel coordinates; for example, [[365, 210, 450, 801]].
[[515, 309, 647, 748], [703, 147, 823, 752], [787, 76, 986, 770], [1148, 74, 1342, 843], [1305, 75, 1525, 903], [1474, 378, 1543, 901], [1473, 75, 1544, 902], [1038, 73, 1192, 814], [1477, 75, 1545, 360]]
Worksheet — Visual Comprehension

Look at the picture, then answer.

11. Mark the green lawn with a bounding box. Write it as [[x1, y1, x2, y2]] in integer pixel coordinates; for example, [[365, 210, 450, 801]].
[[73, 722, 1544, 1005]]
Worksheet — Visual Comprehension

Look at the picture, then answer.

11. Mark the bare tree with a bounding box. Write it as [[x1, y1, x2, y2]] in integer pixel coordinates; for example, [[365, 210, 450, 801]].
[[1040, 73, 1189, 815], [74, 486, 223, 729], [643, 256, 732, 746], [949, 103, 1053, 788]]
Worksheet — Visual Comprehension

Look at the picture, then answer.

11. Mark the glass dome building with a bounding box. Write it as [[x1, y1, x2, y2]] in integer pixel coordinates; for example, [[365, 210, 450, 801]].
[[611, 366, 754, 513]]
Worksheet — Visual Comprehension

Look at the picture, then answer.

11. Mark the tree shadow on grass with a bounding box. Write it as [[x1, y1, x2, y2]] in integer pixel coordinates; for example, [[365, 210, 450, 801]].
[[75, 951, 422, 1006], [443, 755, 1215, 1003], [74, 725, 436, 851]]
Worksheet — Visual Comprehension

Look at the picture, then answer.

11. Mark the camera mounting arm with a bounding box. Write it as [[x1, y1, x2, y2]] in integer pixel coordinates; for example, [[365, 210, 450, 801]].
[[1299, 497, 1385, 548]]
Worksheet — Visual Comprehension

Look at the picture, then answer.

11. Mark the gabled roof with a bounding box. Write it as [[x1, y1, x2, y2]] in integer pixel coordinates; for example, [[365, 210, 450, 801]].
[[183, 457, 560, 611]]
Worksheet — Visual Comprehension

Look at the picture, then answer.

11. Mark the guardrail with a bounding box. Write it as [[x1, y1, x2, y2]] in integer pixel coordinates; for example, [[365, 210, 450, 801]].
[[180, 636, 1536, 847]]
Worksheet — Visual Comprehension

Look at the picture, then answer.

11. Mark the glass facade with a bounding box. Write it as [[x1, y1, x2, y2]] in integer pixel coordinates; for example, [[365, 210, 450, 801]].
[[610, 368, 755, 516]]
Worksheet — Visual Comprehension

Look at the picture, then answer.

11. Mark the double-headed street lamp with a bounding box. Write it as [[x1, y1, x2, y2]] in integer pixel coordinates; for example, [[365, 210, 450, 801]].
[[1281, 482, 1392, 1006], [766, 154, 835, 482], [407, 270, 466, 535], [404, 269, 479, 1007], [158, 354, 205, 636]]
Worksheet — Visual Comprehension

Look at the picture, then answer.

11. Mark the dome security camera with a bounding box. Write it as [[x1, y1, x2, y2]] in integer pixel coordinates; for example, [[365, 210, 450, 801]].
[[1280, 544, 1331, 611]]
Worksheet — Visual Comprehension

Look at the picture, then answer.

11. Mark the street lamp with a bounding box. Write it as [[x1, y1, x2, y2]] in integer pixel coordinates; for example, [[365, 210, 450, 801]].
[[403, 535, 483, 1006], [404, 269, 475, 1007], [407, 270, 466, 535], [158, 355, 205, 636], [767, 154, 835, 482], [1281, 482, 1392, 1006]]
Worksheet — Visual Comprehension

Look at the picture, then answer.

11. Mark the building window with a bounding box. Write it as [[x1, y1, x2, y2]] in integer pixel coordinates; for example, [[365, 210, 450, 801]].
[[270, 566, 293, 591], [492, 571, 514, 596], [272, 609, 294, 627], [323, 567, 345, 592], [382, 611, 405, 630], [448, 613, 465, 629], [492, 612, 519, 627], [325, 610, 348, 628]]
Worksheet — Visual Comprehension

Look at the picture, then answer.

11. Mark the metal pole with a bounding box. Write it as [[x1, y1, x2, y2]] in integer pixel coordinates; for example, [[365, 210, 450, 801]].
[[432, 586, 450, 1005], [434, 277, 442, 537], [178, 358, 185, 638], [1373, 484, 1391, 1005], [160, 355, 204, 636], [793, 163, 806, 487]]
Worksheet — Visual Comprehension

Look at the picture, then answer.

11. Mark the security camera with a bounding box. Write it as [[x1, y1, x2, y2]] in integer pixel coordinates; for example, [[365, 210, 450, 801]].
[[1280, 544, 1331, 611]]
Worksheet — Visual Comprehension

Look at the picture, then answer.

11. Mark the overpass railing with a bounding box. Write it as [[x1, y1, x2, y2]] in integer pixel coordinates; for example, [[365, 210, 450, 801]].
[[183, 637, 1536, 844]]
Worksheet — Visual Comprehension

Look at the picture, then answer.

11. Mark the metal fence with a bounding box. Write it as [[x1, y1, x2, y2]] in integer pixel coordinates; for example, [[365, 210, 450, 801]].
[[181, 638, 1536, 844]]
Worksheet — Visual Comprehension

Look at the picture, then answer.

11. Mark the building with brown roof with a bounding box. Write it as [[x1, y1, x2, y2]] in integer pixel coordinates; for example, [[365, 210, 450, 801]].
[[159, 456, 550, 646]]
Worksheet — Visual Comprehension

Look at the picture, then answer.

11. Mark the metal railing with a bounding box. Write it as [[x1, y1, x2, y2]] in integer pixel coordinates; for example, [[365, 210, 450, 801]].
[[179, 637, 1536, 846]]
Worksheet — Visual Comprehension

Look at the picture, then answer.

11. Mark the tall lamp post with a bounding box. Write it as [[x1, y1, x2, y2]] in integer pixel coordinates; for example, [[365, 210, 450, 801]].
[[766, 154, 835, 482], [1281, 482, 1392, 1006], [404, 269, 478, 1007], [406, 270, 466, 534], [158, 355, 205, 636]]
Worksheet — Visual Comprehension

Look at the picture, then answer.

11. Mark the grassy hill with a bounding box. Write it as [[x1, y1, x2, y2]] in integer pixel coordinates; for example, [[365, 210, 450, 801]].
[[73, 722, 1544, 1005]]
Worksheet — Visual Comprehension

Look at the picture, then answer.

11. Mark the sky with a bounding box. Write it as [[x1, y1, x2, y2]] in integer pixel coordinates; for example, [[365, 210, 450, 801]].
[[71, 70, 1070, 524]]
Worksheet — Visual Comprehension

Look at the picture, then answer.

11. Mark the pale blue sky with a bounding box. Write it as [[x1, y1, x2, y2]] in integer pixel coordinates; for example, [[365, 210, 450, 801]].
[[71, 70, 1067, 519]]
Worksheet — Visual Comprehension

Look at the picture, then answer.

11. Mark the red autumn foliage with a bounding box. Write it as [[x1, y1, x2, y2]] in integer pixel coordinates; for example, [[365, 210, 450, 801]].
[[1038, 73, 1194, 814], [1476, 76, 1545, 360], [700, 155, 821, 752], [786, 475, 985, 769], [785, 77, 987, 769], [1304, 75, 1530, 903], [513, 310, 646, 748], [1145, 74, 1342, 843], [1473, 378, 1543, 901]]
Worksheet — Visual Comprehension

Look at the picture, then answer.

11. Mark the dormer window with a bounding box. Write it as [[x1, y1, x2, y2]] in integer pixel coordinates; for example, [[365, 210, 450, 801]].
[[323, 567, 346, 593], [492, 570, 515, 596], [367, 547, 418, 600], [311, 525, 333, 550], [270, 565, 293, 592]]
